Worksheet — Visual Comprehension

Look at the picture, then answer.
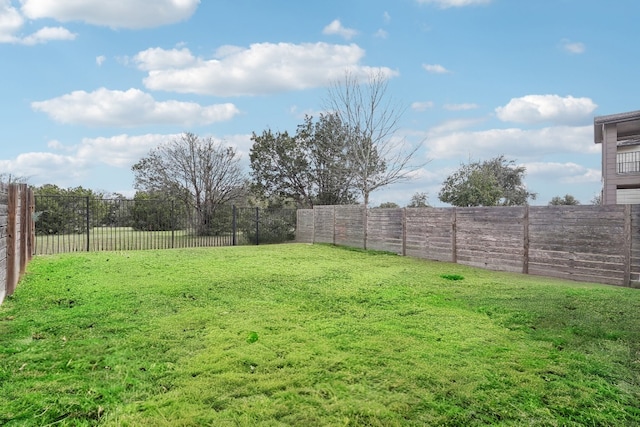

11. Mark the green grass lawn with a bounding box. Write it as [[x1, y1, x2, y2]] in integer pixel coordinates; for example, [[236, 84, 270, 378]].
[[1, 244, 639, 426]]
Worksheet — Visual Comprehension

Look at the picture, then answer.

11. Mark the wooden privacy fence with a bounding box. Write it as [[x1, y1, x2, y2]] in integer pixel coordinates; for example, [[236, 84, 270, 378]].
[[296, 205, 640, 288], [0, 183, 35, 304]]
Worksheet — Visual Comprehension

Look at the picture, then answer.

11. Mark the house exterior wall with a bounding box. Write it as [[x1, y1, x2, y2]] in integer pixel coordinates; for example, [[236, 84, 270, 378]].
[[617, 189, 640, 204], [595, 111, 640, 205]]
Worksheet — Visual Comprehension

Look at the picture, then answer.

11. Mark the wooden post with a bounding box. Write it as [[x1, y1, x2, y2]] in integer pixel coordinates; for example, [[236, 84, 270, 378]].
[[28, 188, 35, 259], [451, 208, 457, 263], [363, 206, 368, 250], [6, 184, 17, 297], [402, 208, 407, 257], [332, 206, 336, 245], [523, 205, 530, 275], [19, 184, 28, 276], [624, 204, 632, 287]]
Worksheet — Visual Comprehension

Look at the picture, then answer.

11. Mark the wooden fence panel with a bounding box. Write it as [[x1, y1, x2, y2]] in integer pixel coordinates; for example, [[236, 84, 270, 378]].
[[528, 206, 627, 286], [296, 209, 314, 243], [405, 208, 454, 262], [1, 184, 34, 305], [455, 207, 526, 273], [298, 204, 638, 288], [313, 206, 335, 244], [367, 208, 404, 254], [335, 205, 365, 249], [631, 205, 640, 285], [0, 184, 7, 303]]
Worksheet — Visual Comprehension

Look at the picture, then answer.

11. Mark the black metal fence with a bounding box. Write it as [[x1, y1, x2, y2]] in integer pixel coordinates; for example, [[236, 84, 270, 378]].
[[33, 196, 297, 255]]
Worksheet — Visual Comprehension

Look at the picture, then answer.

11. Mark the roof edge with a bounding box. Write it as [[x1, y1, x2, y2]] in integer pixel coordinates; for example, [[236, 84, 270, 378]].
[[594, 110, 640, 126]]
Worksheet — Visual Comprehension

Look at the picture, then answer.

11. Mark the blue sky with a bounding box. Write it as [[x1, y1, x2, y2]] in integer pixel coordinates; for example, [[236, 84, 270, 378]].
[[1, 0, 638, 206]]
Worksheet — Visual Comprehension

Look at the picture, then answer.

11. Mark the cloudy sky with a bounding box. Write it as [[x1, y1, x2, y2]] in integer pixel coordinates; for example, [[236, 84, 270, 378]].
[[1, 0, 638, 206]]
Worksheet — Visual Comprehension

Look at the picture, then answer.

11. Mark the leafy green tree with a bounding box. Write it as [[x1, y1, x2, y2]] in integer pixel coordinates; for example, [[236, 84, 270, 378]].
[[407, 192, 430, 208], [250, 129, 313, 208], [33, 184, 106, 235], [438, 156, 536, 207], [249, 114, 356, 208], [376, 202, 400, 208], [549, 194, 580, 206], [132, 132, 245, 236], [130, 191, 175, 231], [297, 113, 356, 205]]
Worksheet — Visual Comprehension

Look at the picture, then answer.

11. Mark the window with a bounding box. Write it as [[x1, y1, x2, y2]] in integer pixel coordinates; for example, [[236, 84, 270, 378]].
[[617, 151, 640, 173]]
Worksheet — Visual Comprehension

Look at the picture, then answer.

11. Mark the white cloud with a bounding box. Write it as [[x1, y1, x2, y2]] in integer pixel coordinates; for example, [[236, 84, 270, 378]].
[[495, 94, 597, 125], [411, 101, 434, 111], [31, 88, 240, 127], [20, 0, 200, 29], [322, 19, 358, 40], [96, 55, 106, 66], [0, 152, 88, 186], [524, 162, 600, 184], [136, 43, 398, 97], [416, 0, 492, 8], [374, 29, 388, 39], [75, 132, 253, 169], [1, 131, 252, 188], [560, 39, 586, 54], [383, 12, 391, 23], [0, 0, 23, 42], [426, 125, 598, 160], [428, 118, 485, 134], [77, 134, 178, 167], [21, 26, 76, 44], [422, 63, 450, 74], [133, 47, 197, 71], [444, 103, 478, 111], [0, 1, 75, 44]]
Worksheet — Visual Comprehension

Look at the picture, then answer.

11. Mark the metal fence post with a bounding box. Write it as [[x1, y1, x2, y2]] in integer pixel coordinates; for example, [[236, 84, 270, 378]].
[[85, 196, 90, 252], [171, 199, 175, 249], [255, 207, 259, 245], [232, 205, 237, 246]]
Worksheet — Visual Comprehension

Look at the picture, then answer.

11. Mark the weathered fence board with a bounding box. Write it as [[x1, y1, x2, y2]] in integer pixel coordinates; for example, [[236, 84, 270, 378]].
[[367, 208, 404, 254], [455, 207, 525, 273], [404, 208, 454, 262], [1, 183, 34, 305], [313, 206, 335, 244], [335, 205, 365, 249], [0, 184, 7, 303], [296, 210, 314, 243]]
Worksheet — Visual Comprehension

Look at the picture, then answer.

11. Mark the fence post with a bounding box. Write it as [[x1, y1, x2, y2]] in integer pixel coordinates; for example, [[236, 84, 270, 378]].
[[171, 199, 175, 249], [85, 196, 90, 252], [255, 207, 259, 245], [402, 208, 407, 257], [624, 204, 631, 286], [19, 184, 28, 276], [232, 205, 237, 246], [6, 184, 17, 297], [523, 205, 529, 275], [451, 208, 457, 263]]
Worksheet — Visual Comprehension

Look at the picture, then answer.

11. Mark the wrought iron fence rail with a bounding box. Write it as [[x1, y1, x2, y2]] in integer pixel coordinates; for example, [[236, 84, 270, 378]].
[[33, 196, 296, 255]]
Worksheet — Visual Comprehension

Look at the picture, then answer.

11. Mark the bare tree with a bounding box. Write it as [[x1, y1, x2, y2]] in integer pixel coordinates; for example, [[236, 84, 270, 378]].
[[324, 70, 424, 207], [132, 132, 245, 236], [0, 173, 29, 184]]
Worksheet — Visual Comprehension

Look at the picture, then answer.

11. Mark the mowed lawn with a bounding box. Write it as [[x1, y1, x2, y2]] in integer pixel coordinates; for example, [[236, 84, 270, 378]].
[[0, 244, 639, 426]]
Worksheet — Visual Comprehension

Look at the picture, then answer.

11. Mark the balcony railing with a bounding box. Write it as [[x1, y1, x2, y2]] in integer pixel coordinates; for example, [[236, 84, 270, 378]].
[[617, 151, 640, 173]]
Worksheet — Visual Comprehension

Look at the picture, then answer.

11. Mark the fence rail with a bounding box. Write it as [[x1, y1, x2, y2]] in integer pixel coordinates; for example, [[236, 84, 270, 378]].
[[34, 196, 296, 255]]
